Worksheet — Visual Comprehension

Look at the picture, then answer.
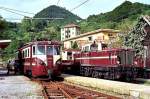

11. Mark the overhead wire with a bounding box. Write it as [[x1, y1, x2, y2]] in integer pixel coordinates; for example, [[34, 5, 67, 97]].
[[0, 7, 64, 20], [0, 6, 34, 15], [0, 8, 29, 17], [57, 0, 61, 5], [70, 0, 90, 11]]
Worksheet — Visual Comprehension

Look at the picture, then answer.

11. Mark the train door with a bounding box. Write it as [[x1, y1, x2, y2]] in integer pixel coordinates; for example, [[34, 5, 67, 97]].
[[125, 50, 134, 66], [46, 45, 53, 69], [46, 45, 61, 77], [22, 47, 31, 75], [32, 45, 47, 77], [46, 45, 60, 68]]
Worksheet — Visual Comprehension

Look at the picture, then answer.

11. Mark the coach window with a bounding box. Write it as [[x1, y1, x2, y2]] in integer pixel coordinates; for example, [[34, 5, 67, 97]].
[[28, 49, 30, 57], [32, 46, 36, 55], [22, 51, 24, 58], [27, 48, 30, 57], [24, 50, 27, 57], [37, 46, 45, 55]]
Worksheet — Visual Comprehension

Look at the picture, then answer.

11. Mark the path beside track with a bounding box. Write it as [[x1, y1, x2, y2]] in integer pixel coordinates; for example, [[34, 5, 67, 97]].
[[62, 74, 150, 99], [0, 69, 43, 99]]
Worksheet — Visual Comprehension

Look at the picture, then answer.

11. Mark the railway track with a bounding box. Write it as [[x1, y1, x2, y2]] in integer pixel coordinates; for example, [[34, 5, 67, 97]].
[[33, 78, 122, 99]]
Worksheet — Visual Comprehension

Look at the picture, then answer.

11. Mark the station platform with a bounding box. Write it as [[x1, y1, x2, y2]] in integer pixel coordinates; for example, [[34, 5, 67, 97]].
[[0, 70, 43, 99], [62, 74, 150, 99]]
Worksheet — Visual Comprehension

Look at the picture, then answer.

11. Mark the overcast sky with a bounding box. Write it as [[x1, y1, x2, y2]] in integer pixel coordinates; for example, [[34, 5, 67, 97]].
[[0, 0, 149, 22]]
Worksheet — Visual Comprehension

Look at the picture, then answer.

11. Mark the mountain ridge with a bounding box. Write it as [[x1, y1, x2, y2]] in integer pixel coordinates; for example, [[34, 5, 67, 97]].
[[34, 5, 82, 26]]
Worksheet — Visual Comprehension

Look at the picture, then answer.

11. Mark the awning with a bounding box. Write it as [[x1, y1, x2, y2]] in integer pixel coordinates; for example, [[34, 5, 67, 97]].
[[0, 40, 11, 49]]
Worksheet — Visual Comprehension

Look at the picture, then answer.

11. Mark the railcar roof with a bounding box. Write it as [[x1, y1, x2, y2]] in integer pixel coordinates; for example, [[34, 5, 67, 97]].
[[19, 40, 61, 50]]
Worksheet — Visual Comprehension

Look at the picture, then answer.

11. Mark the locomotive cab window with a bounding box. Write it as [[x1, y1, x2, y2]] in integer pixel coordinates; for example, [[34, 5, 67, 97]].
[[84, 46, 90, 52]]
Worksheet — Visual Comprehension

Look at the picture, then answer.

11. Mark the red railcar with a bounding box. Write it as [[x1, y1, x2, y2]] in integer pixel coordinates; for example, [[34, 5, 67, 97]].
[[18, 40, 61, 78]]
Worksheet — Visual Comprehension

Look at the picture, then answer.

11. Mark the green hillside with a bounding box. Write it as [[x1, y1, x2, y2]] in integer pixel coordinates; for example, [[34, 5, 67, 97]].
[[79, 1, 150, 33]]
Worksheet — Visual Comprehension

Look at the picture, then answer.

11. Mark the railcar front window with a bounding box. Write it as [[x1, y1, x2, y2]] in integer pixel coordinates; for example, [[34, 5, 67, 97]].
[[37, 46, 45, 55], [54, 46, 60, 55], [47, 46, 53, 55], [47, 46, 60, 55]]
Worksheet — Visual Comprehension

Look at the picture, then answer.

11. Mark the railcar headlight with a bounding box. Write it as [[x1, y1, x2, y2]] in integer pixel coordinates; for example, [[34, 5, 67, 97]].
[[134, 61, 138, 65], [116, 61, 120, 64], [39, 61, 44, 65]]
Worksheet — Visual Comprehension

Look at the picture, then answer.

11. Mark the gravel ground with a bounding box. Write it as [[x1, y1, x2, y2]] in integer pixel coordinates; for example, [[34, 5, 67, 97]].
[[0, 70, 43, 99]]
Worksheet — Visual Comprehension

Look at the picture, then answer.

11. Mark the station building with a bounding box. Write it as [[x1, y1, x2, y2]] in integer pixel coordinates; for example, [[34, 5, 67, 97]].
[[61, 23, 120, 50]]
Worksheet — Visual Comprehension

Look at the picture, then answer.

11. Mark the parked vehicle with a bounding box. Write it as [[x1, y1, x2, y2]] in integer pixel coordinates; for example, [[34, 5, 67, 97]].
[[61, 42, 145, 81], [17, 40, 62, 78]]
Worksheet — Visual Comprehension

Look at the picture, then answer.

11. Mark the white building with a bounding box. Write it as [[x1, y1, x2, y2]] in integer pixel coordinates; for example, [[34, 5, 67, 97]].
[[61, 23, 80, 41]]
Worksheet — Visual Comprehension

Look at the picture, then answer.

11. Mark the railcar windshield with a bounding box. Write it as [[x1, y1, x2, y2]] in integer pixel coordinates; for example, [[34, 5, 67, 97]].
[[47, 46, 60, 55], [37, 45, 45, 55]]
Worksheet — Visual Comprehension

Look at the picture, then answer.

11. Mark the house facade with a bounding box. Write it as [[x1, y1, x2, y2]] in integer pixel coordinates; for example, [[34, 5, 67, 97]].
[[61, 24, 120, 49], [61, 23, 81, 41]]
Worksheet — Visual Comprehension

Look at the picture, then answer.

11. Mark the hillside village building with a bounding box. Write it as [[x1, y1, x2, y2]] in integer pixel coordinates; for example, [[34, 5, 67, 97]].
[[61, 23, 120, 50], [61, 24, 81, 41]]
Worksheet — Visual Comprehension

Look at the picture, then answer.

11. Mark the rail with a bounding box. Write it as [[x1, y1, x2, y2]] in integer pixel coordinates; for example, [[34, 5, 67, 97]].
[[32, 78, 121, 99]]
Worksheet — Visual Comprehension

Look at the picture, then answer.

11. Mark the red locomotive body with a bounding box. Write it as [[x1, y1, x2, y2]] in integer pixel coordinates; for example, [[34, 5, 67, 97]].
[[61, 41, 145, 80], [18, 40, 61, 78], [74, 48, 140, 80]]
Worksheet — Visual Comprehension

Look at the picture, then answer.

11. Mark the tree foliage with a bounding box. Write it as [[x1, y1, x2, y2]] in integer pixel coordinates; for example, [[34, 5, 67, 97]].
[[71, 41, 79, 49], [79, 1, 150, 32], [124, 17, 148, 55]]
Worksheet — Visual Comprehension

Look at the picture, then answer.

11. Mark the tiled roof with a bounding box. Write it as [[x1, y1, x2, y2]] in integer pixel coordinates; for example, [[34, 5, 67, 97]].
[[0, 40, 11, 49], [63, 23, 80, 28]]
